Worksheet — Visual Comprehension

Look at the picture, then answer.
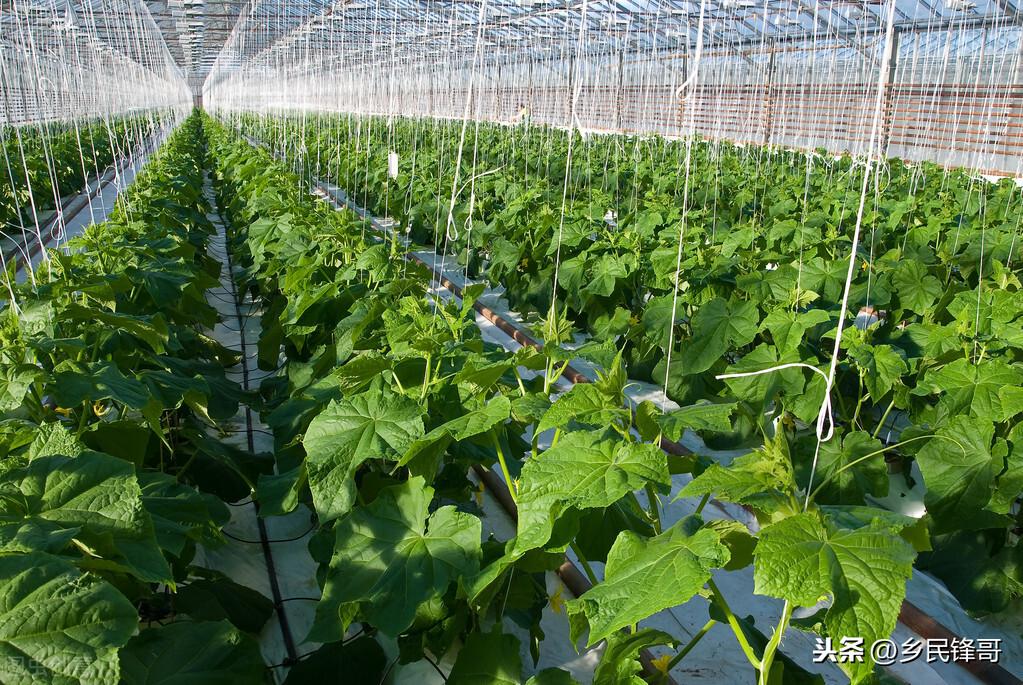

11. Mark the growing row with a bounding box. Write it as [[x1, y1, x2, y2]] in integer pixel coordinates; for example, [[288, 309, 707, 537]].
[[208, 112, 933, 684], [228, 111, 1023, 619], [0, 114, 170, 235], [0, 113, 271, 683]]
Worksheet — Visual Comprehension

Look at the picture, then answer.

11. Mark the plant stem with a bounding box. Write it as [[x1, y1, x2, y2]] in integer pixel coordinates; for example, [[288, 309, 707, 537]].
[[694, 492, 711, 516], [644, 482, 663, 534], [392, 372, 406, 395], [512, 368, 527, 397], [570, 542, 599, 586], [707, 578, 761, 671], [663, 619, 717, 678], [758, 600, 793, 685], [871, 398, 896, 440], [851, 374, 868, 430], [807, 433, 961, 503], [76, 403, 90, 436], [491, 429, 517, 502], [420, 354, 431, 402]]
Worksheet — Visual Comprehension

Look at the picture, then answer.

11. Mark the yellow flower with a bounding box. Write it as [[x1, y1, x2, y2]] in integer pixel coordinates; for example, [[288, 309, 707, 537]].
[[549, 586, 565, 614], [651, 654, 672, 674], [473, 481, 485, 508]]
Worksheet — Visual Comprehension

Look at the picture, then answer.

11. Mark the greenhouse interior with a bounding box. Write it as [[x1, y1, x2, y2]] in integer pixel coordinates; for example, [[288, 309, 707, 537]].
[[0, 0, 1022, 683]]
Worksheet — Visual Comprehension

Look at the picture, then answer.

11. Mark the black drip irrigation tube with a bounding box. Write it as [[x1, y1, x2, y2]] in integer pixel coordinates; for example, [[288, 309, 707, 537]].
[[208, 172, 300, 667]]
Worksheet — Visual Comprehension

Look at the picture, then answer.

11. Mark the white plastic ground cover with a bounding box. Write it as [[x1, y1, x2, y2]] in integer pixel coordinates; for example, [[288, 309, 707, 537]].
[[193, 175, 321, 683], [312, 175, 1023, 685]]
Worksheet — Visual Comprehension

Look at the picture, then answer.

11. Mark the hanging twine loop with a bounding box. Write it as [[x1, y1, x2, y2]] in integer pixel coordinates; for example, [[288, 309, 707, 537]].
[[716, 362, 836, 441]]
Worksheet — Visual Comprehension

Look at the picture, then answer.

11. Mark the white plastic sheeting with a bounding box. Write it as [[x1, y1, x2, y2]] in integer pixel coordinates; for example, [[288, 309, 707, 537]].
[[197, 174, 321, 683]]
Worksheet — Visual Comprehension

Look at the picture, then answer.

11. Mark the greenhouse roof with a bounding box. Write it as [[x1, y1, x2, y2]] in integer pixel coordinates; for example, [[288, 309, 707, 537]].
[[0, 0, 1020, 87]]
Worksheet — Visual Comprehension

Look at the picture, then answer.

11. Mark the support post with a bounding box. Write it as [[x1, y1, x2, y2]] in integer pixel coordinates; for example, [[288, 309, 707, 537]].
[[566, 53, 576, 127], [1015, 31, 1023, 84], [762, 45, 778, 146], [616, 50, 624, 130], [527, 58, 534, 119], [677, 52, 688, 130], [881, 28, 901, 158]]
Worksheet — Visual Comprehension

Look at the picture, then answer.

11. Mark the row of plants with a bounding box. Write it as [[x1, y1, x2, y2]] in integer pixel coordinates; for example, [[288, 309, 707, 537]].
[[208, 111, 940, 685], [228, 110, 1023, 621], [0, 113, 170, 237], [0, 112, 285, 683]]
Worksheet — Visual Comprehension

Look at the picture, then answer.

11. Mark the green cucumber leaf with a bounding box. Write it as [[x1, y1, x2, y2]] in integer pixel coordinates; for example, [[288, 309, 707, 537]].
[[592, 628, 676, 685], [448, 629, 522, 685], [892, 261, 942, 314], [721, 344, 804, 412], [255, 465, 307, 516], [658, 401, 737, 439], [681, 298, 759, 376], [398, 394, 511, 478], [0, 552, 136, 684], [526, 668, 581, 685], [514, 430, 669, 553], [537, 384, 629, 435], [634, 400, 662, 443], [705, 519, 757, 570], [677, 433, 798, 518], [139, 472, 228, 556], [0, 519, 80, 554], [119, 620, 265, 684], [915, 358, 1023, 423], [753, 512, 915, 684], [312, 476, 480, 639], [0, 364, 42, 413], [82, 420, 151, 467], [820, 505, 930, 552], [583, 253, 633, 299], [25, 422, 82, 460], [850, 344, 907, 401], [989, 440, 1022, 515], [798, 430, 888, 505], [915, 416, 999, 532], [303, 386, 424, 521], [917, 529, 1022, 615], [175, 578, 274, 634], [51, 361, 153, 412], [761, 309, 831, 353], [61, 303, 169, 353], [0, 451, 171, 583], [568, 517, 728, 645]]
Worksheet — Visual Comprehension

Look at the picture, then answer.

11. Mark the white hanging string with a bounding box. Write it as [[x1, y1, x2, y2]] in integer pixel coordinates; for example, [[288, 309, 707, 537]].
[[549, 0, 589, 323], [711, 0, 900, 510], [661, 0, 708, 411]]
